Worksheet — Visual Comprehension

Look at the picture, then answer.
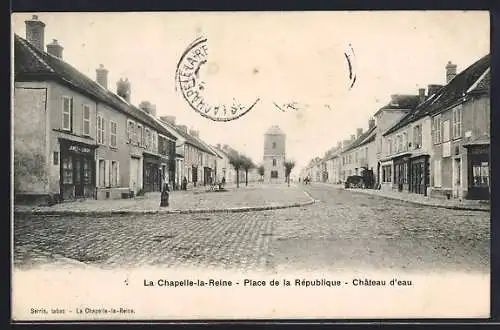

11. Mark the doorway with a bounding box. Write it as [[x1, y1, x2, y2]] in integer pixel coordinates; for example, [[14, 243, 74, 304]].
[[452, 157, 461, 198]]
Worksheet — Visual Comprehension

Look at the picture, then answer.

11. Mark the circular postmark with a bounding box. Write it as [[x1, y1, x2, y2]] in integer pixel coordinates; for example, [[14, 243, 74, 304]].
[[175, 37, 260, 122]]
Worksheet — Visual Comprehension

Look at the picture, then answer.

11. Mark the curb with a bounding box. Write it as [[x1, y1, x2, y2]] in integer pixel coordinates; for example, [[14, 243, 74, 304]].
[[14, 196, 317, 217], [342, 188, 490, 212]]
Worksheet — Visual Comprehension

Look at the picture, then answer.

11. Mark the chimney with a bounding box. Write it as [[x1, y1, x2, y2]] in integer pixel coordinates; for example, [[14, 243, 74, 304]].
[[96, 64, 109, 89], [446, 61, 457, 84], [160, 116, 176, 126], [25, 15, 45, 50], [116, 78, 131, 103], [342, 139, 350, 148], [177, 125, 188, 133], [189, 129, 199, 138], [390, 94, 399, 106], [216, 143, 221, 149], [46, 39, 63, 59], [356, 128, 363, 138], [368, 118, 375, 129], [138, 101, 156, 117], [337, 141, 342, 149], [428, 84, 443, 97], [350, 134, 356, 141], [418, 88, 426, 104]]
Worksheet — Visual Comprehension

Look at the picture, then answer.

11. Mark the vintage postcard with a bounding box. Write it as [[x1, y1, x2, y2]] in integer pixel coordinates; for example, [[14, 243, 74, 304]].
[[11, 11, 490, 321]]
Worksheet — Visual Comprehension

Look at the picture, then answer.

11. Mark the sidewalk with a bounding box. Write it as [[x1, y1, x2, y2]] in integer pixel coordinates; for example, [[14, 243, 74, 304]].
[[312, 182, 490, 212], [13, 183, 316, 215]]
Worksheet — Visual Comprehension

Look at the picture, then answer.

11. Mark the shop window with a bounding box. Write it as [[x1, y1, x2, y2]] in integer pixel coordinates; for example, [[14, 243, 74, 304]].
[[83, 105, 91, 136], [83, 158, 92, 185], [110, 121, 117, 147], [382, 165, 392, 183], [62, 156, 73, 184], [62, 96, 73, 131], [472, 162, 489, 187], [271, 170, 278, 178], [53, 152, 59, 166]]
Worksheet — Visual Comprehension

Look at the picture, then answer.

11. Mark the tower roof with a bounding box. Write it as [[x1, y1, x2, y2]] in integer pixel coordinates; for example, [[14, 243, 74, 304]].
[[265, 125, 285, 135]]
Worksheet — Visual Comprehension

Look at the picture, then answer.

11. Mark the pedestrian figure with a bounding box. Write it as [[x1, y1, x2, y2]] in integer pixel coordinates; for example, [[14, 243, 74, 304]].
[[160, 182, 170, 207], [221, 176, 226, 187], [182, 176, 188, 190]]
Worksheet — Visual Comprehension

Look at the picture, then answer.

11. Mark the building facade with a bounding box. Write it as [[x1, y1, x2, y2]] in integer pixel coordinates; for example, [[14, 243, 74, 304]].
[[14, 16, 178, 203]]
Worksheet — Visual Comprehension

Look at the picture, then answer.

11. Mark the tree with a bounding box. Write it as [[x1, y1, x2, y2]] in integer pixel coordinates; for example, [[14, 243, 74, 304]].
[[227, 149, 244, 188], [241, 155, 256, 187], [284, 160, 296, 187], [257, 165, 265, 182]]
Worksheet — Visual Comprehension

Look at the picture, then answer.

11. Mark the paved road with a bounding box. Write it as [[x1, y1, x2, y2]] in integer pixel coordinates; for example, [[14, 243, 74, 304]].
[[13, 184, 490, 273]]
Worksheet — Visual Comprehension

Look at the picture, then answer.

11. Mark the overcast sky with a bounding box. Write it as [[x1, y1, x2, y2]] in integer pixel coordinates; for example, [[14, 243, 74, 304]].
[[12, 11, 489, 172]]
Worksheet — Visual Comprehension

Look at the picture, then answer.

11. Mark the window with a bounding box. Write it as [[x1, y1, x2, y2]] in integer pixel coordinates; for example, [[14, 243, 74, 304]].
[[127, 120, 135, 143], [377, 138, 382, 153], [433, 115, 442, 144], [111, 161, 119, 187], [402, 132, 407, 151], [145, 128, 151, 149], [62, 156, 73, 184], [388, 138, 393, 155], [110, 121, 117, 147], [83, 158, 92, 185], [53, 152, 59, 166], [62, 96, 73, 131], [152, 132, 157, 151], [382, 165, 392, 183], [97, 115, 105, 145], [434, 160, 442, 187], [82, 105, 91, 136], [413, 125, 422, 149], [272, 142, 276, 149], [442, 120, 450, 142], [273, 159, 277, 167], [355, 152, 358, 163], [453, 106, 463, 139], [99, 159, 105, 187], [472, 162, 489, 187], [137, 124, 143, 147], [397, 135, 402, 153]]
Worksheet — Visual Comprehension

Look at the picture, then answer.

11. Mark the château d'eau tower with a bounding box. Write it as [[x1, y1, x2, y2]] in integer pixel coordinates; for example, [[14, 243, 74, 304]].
[[263, 125, 286, 182]]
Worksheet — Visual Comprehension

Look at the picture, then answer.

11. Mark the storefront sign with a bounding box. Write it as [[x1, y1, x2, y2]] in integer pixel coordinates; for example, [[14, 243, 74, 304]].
[[68, 145, 93, 154]]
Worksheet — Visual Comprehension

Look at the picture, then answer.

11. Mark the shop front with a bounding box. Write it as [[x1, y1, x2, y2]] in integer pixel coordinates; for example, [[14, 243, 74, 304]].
[[143, 152, 162, 193], [464, 143, 490, 200], [409, 155, 430, 196], [393, 153, 411, 192], [59, 138, 97, 200]]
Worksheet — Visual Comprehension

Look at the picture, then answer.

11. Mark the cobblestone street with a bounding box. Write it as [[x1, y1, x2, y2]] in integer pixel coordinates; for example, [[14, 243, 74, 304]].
[[13, 184, 490, 273]]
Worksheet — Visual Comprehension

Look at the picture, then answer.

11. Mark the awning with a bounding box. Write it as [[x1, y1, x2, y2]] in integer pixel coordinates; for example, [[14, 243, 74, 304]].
[[463, 139, 490, 148], [379, 152, 412, 163]]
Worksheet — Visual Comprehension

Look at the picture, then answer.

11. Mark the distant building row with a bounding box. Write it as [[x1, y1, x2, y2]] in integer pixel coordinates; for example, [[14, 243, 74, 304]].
[[301, 54, 490, 201], [13, 15, 251, 204]]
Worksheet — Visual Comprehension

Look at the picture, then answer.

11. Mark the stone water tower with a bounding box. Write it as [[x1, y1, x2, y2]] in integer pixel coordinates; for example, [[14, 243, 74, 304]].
[[263, 125, 286, 183]]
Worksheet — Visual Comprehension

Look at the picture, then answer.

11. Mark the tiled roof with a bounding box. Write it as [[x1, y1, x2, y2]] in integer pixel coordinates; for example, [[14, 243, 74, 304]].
[[373, 95, 421, 117], [14, 34, 177, 141], [471, 70, 490, 93], [384, 54, 490, 136], [157, 119, 216, 155], [343, 125, 377, 153]]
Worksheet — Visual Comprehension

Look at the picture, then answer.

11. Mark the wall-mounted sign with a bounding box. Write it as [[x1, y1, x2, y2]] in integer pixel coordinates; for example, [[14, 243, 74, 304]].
[[465, 130, 472, 138], [68, 145, 93, 154]]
